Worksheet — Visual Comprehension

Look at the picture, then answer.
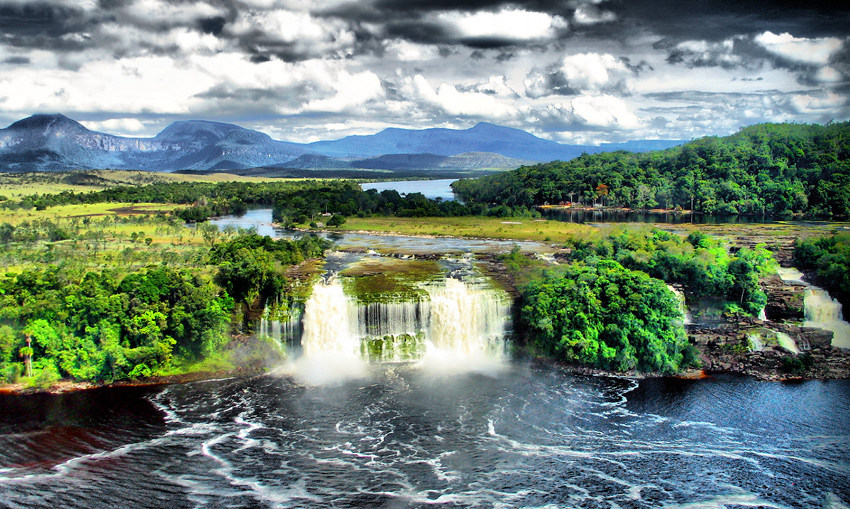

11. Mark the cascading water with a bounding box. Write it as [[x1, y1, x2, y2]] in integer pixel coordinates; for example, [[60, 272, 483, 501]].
[[666, 285, 692, 325], [776, 267, 850, 349], [300, 278, 359, 357], [748, 332, 764, 352], [804, 289, 850, 349], [428, 278, 510, 357], [258, 298, 302, 348], [270, 273, 511, 379], [776, 332, 800, 354]]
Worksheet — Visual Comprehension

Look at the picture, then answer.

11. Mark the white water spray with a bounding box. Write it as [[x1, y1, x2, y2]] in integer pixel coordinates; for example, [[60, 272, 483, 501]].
[[290, 278, 366, 385], [274, 275, 511, 381]]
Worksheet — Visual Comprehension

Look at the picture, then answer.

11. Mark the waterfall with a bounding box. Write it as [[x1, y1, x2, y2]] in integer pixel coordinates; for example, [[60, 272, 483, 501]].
[[776, 332, 800, 354], [258, 299, 302, 348], [427, 278, 510, 358], [748, 332, 764, 352], [273, 275, 511, 373], [300, 278, 359, 357], [776, 267, 805, 284], [804, 288, 850, 349], [666, 285, 692, 325], [775, 267, 850, 349]]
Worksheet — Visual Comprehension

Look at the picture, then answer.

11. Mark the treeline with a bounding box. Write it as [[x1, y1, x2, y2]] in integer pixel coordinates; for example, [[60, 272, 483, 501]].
[[0, 233, 331, 386], [453, 122, 850, 218], [271, 183, 540, 226], [793, 233, 850, 312], [5, 179, 540, 223]]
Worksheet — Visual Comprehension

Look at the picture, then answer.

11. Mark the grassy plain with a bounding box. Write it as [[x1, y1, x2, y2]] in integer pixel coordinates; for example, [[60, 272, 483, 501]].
[[338, 216, 598, 243], [0, 169, 290, 198]]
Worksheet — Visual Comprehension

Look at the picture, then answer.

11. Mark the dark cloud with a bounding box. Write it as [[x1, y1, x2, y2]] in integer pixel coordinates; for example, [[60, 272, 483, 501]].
[[525, 69, 581, 97], [198, 16, 226, 36], [2, 56, 29, 65], [0, 3, 91, 50], [610, 0, 850, 41]]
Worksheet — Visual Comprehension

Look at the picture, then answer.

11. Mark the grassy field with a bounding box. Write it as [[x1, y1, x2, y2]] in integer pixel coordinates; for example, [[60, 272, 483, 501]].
[[338, 216, 598, 243], [0, 201, 181, 223], [0, 169, 292, 198]]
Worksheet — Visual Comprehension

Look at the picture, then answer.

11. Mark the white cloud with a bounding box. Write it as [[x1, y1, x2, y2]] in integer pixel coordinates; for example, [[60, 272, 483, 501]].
[[306, 71, 384, 112], [524, 52, 632, 97], [572, 5, 616, 25], [754, 31, 843, 65], [436, 9, 568, 41], [672, 38, 745, 67], [385, 40, 440, 62], [96, 24, 225, 55], [122, 0, 226, 25], [230, 9, 355, 57], [0, 55, 211, 114], [816, 66, 842, 83], [791, 92, 846, 114], [409, 75, 516, 118], [0, 0, 97, 9], [81, 118, 148, 136], [560, 53, 630, 92], [569, 94, 641, 128]]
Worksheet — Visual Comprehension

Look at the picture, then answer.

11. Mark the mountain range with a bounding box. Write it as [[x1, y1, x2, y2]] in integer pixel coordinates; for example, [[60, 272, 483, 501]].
[[0, 114, 684, 174]]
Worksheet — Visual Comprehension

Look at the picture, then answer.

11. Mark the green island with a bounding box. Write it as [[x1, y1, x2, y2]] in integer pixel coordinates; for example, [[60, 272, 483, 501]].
[[1, 121, 850, 391]]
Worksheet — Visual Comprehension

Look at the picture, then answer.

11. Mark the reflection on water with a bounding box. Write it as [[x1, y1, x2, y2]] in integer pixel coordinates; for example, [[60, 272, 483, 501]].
[[1, 366, 848, 508], [209, 209, 550, 254], [360, 179, 459, 202]]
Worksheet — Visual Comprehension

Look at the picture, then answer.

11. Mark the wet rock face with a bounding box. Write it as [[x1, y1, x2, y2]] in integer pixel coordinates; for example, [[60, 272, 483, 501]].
[[761, 273, 805, 321], [688, 317, 849, 380]]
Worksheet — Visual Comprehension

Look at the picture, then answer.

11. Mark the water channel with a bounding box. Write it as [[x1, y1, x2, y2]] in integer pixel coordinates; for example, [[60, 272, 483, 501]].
[[2, 187, 849, 507]]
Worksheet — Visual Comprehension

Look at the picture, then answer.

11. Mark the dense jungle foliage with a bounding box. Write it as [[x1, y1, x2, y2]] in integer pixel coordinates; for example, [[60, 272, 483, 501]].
[[0, 233, 331, 386], [562, 228, 776, 316], [521, 259, 697, 374], [453, 122, 850, 218], [793, 233, 850, 312]]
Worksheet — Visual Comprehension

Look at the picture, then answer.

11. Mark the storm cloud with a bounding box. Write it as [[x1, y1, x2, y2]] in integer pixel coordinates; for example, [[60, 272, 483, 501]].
[[0, 0, 847, 143]]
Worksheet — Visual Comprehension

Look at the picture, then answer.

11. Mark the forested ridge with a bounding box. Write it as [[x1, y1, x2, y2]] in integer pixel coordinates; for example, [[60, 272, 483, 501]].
[[452, 122, 850, 218]]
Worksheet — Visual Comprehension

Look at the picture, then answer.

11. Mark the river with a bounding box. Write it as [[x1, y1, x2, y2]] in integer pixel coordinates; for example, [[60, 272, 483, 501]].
[[208, 208, 552, 255], [1, 364, 848, 508]]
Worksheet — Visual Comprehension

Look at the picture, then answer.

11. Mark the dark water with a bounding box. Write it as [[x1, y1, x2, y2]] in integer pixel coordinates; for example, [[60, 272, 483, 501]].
[[1, 364, 848, 508]]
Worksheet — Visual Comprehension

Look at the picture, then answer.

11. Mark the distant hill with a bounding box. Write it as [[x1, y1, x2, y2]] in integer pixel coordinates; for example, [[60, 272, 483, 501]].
[[0, 114, 308, 172], [0, 114, 685, 173], [307, 122, 682, 161]]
